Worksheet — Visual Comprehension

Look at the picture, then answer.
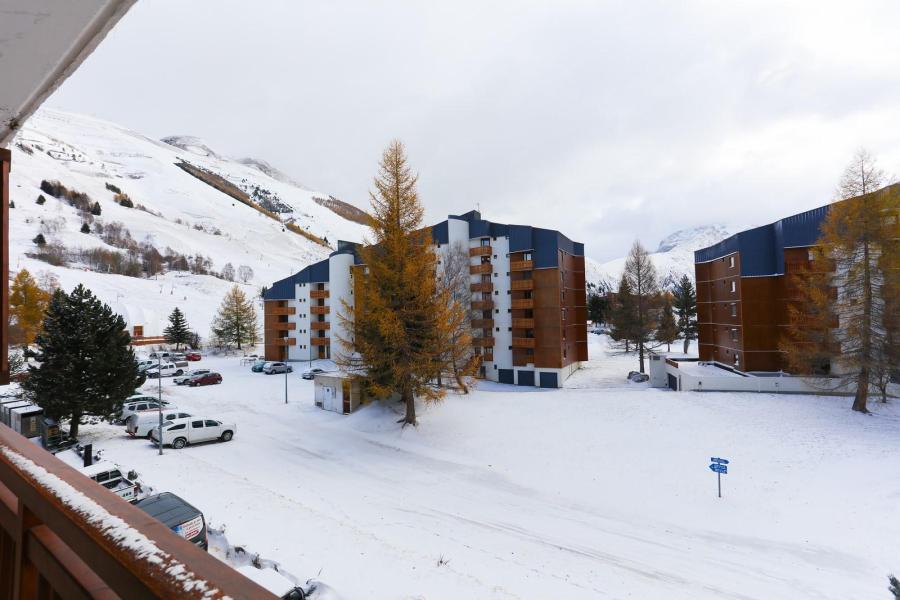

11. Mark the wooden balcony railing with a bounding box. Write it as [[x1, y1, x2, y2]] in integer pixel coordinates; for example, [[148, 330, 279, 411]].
[[511, 299, 533, 309], [469, 246, 492, 257], [470, 264, 492, 275], [310, 321, 330, 331], [310, 306, 329, 315], [0, 423, 274, 599], [511, 318, 534, 329], [470, 282, 494, 293], [311, 337, 330, 346], [510, 279, 533, 291], [274, 337, 297, 346], [267, 306, 296, 316], [512, 337, 536, 348], [471, 319, 494, 329], [310, 290, 330, 299], [471, 300, 494, 311], [472, 337, 495, 347], [482, 353, 494, 362], [510, 260, 533, 271], [281, 322, 297, 331]]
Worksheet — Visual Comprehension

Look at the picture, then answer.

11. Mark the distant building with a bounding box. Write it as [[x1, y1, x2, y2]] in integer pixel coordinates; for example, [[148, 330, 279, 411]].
[[263, 210, 588, 388], [694, 203, 831, 372]]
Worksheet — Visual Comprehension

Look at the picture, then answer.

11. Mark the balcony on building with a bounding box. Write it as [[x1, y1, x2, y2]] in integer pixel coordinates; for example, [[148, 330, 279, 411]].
[[511, 318, 534, 328], [511, 298, 533, 309], [274, 337, 297, 346], [470, 263, 492, 275], [310, 321, 331, 331], [510, 259, 533, 271], [510, 279, 533, 291], [310, 306, 330, 315], [471, 300, 494, 310], [472, 336, 495, 347], [280, 322, 297, 331], [311, 337, 330, 346], [309, 289, 330, 299], [268, 305, 296, 316], [470, 282, 494, 293], [469, 246, 491, 257], [512, 337, 536, 348], [471, 318, 494, 329]]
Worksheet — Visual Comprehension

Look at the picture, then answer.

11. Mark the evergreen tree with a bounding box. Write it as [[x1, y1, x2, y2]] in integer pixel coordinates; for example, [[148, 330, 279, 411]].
[[609, 274, 637, 352], [80, 223, 90, 234], [21, 285, 142, 438], [623, 240, 660, 372], [337, 140, 447, 426], [782, 152, 899, 413], [655, 294, 679, 352], [587, 292, 607, 324], [163, 307, 192, 350], [673, 274, 698, 354], [90, 201, 102, 216], [36, 194, 46, 205], [889, 574, 900, 599], [211, 285, 258, 349], [9, 269, 51, 346], [33, 233, 46, 246]]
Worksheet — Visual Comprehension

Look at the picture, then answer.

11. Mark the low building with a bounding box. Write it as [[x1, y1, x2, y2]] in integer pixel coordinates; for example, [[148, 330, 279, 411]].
[[264, 210, 588, 388], [313, 371, 367, 414]]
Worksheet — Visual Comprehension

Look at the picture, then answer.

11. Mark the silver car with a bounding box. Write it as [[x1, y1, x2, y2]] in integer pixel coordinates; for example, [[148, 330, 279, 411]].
[[263, 362, 293, 375]]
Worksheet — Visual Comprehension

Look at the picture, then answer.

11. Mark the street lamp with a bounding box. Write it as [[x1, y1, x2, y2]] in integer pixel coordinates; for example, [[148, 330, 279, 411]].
[[156, 354, 163, 455]]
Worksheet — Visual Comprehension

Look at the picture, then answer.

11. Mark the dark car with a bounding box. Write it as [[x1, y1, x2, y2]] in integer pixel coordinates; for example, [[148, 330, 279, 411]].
[[301, 368, 324, 380], [251, 360, 267, 373], [188, 372, 222, 387], [185, 352, 202, 361], [134, 492, 208, 550]]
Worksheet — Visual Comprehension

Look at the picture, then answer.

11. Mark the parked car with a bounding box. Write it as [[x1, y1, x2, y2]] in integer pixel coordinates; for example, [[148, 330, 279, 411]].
[[187, 372, 222, 387], [150, 418, 235, 449], [80, 461, 138, 501], [172, 353, 187, 362], [174, 369, 210, 385], [185, 352, 202, 361], [148, 351, 173, 360], [251, 360, 267, 373], [240, 354, 260, 366], [264, 362, 292, 375], [134, 493, 208, 550], [301, 367, 324, 380], [126, 410, 193, 437], [146, 362, 186, 378], [119, 400, 176, 424], [136, 359, 156, 371]]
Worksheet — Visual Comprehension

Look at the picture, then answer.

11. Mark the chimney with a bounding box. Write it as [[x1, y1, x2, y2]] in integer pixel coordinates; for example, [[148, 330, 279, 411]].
[[83, 443, 93, 468]]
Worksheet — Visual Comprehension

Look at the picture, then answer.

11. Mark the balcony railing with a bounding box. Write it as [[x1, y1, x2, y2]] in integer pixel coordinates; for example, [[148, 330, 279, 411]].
[[471, 300, 494, 311], [511, 299, 533, 309], [510, 260, 533, 271], [470, 282, 494, 293], [472, 337, 495, 347], [310, 321, 330, 331], [310, 290, 330, 299], [471, 319, 494, 329], [274, 337, 297, 346], [511, 318, 534, 328], [267, 306, 296, 316], [470, 263, 492, 275], [512, 337, 536, 348], [510, 279, 533, 291], [469, 246, 492, 257], [0, 423, 274, 598], [310, 306, 329, 315], [281, 322, 297, 331], [311, 337, 330, 346]]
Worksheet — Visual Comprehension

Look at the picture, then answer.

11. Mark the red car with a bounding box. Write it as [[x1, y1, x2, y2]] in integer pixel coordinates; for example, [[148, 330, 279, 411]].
[[187, 372, 222, 387], [185, 352, 202, 361]]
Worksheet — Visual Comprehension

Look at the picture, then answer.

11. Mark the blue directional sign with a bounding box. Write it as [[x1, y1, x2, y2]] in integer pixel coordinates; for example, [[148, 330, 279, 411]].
[[709, 463, 728, 474], [711, 457, 729, 465], [708, 457, 729, 498]]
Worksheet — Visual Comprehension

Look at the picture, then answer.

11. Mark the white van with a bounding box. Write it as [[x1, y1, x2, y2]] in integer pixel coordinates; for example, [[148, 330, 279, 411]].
[[119, 399, 176, 423], [150, 417, 235, 449], [126, 410, 193, 437]]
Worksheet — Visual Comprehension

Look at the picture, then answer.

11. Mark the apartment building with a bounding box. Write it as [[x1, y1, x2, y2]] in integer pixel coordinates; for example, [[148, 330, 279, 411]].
[[263, 210, 588, 387], [694, 203, 831, 372]]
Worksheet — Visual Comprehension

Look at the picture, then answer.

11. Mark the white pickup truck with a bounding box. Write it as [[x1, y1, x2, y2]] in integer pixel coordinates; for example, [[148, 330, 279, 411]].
[[150, 417, 236, 449], [80, 461, 139, 501], [145, 360, 189, 378]]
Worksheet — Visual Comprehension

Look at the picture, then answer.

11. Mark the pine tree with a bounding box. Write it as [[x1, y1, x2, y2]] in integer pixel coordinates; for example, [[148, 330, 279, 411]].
[[163, 307, 192, 350], [33, 233, 46, 246], [782, 151, 899, 413], [90, 201, 102, 216], [673, 274, 698, 354], [36, 194, 46, 205], [211, 285, 258, 349], [655, 294, 679, 352], [337, 140, 447, 426], [9, 269, 51, 346], [21, 285, 142, 438], [623, 240, 660, 373], [889, 574, 900, 599], [609, 274, 636, 352], [80, 223, 90, 234], [587, 292, 607, 324]]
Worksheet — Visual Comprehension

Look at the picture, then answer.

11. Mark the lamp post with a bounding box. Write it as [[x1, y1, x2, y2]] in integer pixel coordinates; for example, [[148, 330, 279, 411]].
[[156, 354, 163, 455], [284, 364, 288, 404]]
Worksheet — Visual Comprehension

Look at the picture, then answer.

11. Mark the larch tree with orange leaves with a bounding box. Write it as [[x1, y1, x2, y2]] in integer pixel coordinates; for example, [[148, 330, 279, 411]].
[[9, 268, 52, 346], [338, 141, 466, 425]]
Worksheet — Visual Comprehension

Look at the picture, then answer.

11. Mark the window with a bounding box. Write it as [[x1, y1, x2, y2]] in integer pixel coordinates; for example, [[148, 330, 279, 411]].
[[730, 329, 738, 341], [495, 290, 499, 295], [204, 420, 219, 427], [495, 327, 500, 332], [481, 238, 490, 247], [730, 281, 736, 293], [191, 421, 204, 429], [730, 303, 737, 317], [508, 327, 512, 332], [729, 256, 735, 268], [168, 423, 186, 431], [137, 404, 148, 411], [495, 309, 499, 314]]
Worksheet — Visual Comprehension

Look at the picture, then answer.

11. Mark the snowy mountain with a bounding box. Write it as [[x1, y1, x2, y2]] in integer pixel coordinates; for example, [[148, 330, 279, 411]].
[[588, 224, 730, 290], [8, 108, 368, 339]]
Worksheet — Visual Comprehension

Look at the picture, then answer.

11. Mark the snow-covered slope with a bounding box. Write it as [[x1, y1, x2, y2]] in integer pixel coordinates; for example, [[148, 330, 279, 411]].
[[8, 108, 367, 338], [590, 225, 730, 290]]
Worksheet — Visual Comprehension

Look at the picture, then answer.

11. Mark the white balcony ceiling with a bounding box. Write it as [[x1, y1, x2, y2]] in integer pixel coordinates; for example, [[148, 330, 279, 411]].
[[0, 0, 134, 146]]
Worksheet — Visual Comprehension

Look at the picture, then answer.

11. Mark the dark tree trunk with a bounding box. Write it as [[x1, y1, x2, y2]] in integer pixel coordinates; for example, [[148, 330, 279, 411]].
[[852, 367, 869, 413], [683, 338, 689, 354], [638, 344, 645, 373], [69, 411, 82, 438], [401, 389, 416, 426]]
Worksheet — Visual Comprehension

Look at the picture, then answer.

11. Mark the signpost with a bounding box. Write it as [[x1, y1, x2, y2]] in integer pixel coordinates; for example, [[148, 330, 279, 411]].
[[709, 457, 729, 498]]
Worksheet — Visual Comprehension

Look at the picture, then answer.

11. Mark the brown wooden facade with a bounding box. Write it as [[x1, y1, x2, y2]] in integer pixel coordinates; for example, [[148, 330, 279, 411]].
[[0, 149, 9, 385], [264, 300, 291, 361]]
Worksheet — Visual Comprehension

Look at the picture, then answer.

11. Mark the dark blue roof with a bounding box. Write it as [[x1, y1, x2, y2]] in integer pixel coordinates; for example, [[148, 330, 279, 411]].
[[263, 258, 330, 300], [694, 203, 831, 276]]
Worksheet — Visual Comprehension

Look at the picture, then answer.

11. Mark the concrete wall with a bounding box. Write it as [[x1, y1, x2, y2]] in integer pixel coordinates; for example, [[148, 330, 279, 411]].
[[329, 253, 355, 365]]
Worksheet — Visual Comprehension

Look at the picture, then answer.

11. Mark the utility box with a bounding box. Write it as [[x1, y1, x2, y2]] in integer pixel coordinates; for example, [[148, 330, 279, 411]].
[[11, 405, 43, 438]]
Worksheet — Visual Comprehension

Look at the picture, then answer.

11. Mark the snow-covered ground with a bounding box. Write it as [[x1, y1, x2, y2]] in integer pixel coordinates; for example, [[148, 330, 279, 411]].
[[72, 335, 899, 599]]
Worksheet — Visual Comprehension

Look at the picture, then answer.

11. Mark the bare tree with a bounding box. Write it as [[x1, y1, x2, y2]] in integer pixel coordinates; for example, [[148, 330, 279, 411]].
[[437, 241, 477, 392], [221, 262, 235, 282], [837, 148, 885, 199], [622, 240, 660, 373], [238, 264, 254, 284]]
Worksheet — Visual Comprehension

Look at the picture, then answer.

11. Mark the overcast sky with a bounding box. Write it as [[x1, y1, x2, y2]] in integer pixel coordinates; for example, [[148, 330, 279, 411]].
[[49, 0, 900, 262]]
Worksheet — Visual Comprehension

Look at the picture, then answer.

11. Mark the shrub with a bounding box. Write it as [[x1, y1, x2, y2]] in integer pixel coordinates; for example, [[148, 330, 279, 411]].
[[33, 234, 46, 246], [8, 201, 14, 209], [117, 195, 133, 208], [39, 180, 91, 212], [80, 223, 90, 234], [36, 195, 46, 205], [105, 182, 122, 194], [90, 201, 102, 216]]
